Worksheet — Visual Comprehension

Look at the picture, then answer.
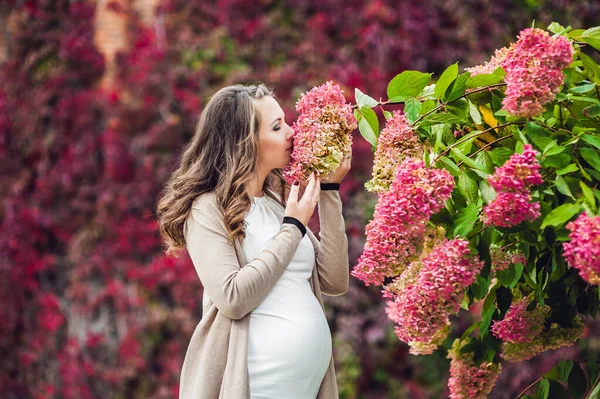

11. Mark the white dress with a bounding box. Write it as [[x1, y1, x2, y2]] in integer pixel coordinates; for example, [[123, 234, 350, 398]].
[[242, 195, 332, 399]]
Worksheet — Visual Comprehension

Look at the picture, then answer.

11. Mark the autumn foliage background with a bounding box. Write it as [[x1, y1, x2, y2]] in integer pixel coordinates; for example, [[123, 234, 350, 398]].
[[1, 1, 599, 398]]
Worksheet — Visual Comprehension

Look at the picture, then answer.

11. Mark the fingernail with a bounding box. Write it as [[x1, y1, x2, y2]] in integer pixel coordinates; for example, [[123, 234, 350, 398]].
[[293, 180, 299, 186]]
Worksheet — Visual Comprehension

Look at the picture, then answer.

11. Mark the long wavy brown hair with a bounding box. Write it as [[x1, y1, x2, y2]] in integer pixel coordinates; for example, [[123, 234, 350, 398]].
[[156, 83, 290, 257]]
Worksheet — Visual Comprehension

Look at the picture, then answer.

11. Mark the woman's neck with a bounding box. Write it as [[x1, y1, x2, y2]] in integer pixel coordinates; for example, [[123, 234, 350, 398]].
[[246, 169, 269, 198]]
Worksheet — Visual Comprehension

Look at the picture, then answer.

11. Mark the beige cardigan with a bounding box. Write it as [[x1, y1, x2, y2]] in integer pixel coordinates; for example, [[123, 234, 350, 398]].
[[179, 189, 349, 399]]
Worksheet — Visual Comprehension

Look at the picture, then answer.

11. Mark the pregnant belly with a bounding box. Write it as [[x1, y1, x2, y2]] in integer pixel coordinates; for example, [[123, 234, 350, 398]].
[[247, 280, 332, 393]]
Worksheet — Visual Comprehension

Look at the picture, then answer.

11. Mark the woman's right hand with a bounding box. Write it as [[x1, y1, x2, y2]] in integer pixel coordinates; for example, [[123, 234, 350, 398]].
[[284, 172, 320, 226]]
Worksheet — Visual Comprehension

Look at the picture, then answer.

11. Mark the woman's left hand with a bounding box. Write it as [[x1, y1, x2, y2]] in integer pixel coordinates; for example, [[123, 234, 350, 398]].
[[321, 146, 352, 184]]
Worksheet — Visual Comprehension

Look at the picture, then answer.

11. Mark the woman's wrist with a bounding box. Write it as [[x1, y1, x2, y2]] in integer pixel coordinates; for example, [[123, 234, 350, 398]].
[[282, 216, 306, 237], [320, 182, 340, 190]]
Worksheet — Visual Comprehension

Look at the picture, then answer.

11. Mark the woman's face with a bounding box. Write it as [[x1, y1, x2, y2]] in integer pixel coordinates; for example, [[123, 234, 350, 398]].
[[254, 95, 294, 171]]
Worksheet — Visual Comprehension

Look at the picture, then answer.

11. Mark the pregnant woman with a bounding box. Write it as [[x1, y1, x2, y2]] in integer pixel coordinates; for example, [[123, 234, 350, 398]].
[[156, 83, 351, 399]]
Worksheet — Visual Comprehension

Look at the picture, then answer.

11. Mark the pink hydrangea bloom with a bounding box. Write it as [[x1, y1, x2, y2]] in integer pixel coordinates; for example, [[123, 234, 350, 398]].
[[447, 339, 502, 399], [482, 145, 543, 227], [352, 158, 454, 286], [487, 144, 543, 192], [563, 212, 600, 285], [501, 28, 574, 118], [386, 239, 484, 354], [490, 245, 527, 272], [482, 191, 541, 227], [365, 111, 422, 193], [464, 47, 509, 77], [500, 316, 584, 362], [491, 298, 549, 344], [283, 81, 356, 186]]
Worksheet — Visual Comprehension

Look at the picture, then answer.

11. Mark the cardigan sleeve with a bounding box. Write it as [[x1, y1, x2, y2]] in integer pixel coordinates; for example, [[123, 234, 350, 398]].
[[184, 194, 304, 320], [315, 189, 349, 296]]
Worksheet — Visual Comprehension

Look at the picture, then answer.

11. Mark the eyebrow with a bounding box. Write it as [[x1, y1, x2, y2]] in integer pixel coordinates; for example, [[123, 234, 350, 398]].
[[270, 116, 284, 126]]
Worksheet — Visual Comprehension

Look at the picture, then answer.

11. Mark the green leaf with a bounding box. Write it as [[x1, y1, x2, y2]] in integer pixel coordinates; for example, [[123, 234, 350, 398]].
[[541, 203, 581, 229], [465, 68, 505, 88], [581, 134, 600, 150], [436, 156, 462, 177], [580, 52, 600, 84], [544, 360, 573, 381], [569, 82, 597, 94], [588, 378, 600, 399], [479, 179, 496, 204], [544, 152, 572, 169], [555, 176, 574, 199], [458, 173, 479, 203], [460, 322, 481, 341], [451, 148, 489, 176], [526, 122, 553, 151], [468, 100, 482, 125], [581, 147, 600, 173], [355, 88, 378, 108], [355, 108, 379, 148], [567, 363, 586, 399], [488, 147, 513, 167], [387, 71, 433, 101], [547, 22, 566, 34], [510, 263, 524, 289], [420, 113, 466, 126], [533, 379, 549, 399], [404, 98, 421, 123], [556, 164, 579, 175], [584, 104, 600, 117], [581, 181, 597, 210], [419, 99, 437, 115], [479, 299, 495, 336], [445, 73, 469, 102], [581, 26, 600, 52], [454, 204, 481, 237], [434, 62, 458, 99]]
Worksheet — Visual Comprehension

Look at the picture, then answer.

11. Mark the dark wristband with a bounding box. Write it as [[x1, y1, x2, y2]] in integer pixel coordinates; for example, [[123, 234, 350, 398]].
[[320, 183, 340, 190], [282, 216, 306, 237]]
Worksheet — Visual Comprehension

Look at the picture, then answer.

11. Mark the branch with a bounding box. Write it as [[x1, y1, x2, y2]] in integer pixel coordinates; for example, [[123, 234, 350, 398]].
[[456, 134, 513, 167], [411, 83, 507, 126], [431, 122, 525, 165]]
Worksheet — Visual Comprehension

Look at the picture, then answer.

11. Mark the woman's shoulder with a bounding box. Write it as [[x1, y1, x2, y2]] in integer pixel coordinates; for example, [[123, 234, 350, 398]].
[[191, 192, 219, 211]]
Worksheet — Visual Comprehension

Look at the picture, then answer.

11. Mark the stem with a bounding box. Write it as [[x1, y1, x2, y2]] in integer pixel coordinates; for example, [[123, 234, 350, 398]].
[[411, 83, 507, 126], [456, 135, 513, 167], [516, 377, 543, 398], [574, 41, 600, 56], [431, 122, 525, 165], [584, 371, 600, 399]]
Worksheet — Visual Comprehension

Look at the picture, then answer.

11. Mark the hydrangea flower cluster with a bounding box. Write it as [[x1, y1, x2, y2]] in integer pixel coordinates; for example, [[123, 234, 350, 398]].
[[563, 212, 600, 285], [500, 316, 584, 362], [351, 158, 455, 286], [283, 81, 357, 186], [447, 339, 502, 399], [464, 47, 509, 77], [491, 298, 549, 344], [482, 144, 543, 227], [500, 28, 574, 118], [385, 239, 484, 354], [490, 245, 527, 272], [364, 111, 423, 193]]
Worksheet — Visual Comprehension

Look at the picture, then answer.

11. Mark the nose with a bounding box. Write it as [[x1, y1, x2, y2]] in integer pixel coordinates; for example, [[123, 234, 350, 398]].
[[286, 125, 294, 140]]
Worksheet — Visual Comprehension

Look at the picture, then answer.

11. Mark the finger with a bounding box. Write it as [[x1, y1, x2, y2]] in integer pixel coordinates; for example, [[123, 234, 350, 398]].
[[304, 172, 317, 199], [288, 179, 300, 203], [313, 175, 321, 203]]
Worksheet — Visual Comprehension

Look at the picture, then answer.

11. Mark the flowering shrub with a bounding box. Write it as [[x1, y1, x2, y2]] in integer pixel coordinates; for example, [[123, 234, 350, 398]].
[[351, 158, 454, 286], [563, 212, 600, 285], [351, 21, 600, 397], [283, 81, 356, 186]]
